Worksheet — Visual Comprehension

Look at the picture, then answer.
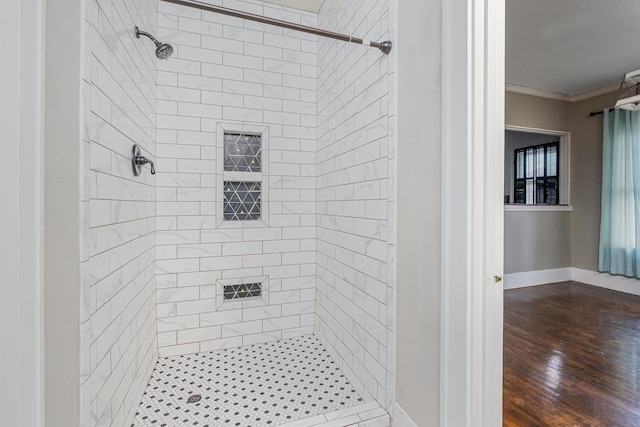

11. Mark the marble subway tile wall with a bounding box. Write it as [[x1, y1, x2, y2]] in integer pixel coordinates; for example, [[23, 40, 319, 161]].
[[155, 0, 318, 357], [79, 0, 158, 425], [315, 0, 397, 409]]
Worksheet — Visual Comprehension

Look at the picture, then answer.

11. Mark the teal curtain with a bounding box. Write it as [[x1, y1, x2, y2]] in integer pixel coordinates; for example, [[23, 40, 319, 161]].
[[599, 108, 640, 277]]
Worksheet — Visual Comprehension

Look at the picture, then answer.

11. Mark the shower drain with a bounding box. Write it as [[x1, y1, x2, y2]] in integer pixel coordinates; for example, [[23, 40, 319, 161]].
[[187, 394, 201, 403]]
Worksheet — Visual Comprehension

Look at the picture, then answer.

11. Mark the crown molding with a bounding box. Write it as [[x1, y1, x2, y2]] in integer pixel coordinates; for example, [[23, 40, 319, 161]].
[[506, 82, 621, 103], [570, 82, 621, 102], [505, 84, 570, 101]]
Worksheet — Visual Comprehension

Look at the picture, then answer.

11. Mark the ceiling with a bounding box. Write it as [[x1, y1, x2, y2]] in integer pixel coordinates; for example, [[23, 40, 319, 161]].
[[260, 0, 324, 13], [506, 0, 640, 96], [260, 0, 639, 97]]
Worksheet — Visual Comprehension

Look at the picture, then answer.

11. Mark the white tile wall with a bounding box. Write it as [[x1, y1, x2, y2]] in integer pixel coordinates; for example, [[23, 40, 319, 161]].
[[79, 0, 158, 425], [75, 0, 397, 423], [155, 0, 318, 357], [315, 0, 396, 410]]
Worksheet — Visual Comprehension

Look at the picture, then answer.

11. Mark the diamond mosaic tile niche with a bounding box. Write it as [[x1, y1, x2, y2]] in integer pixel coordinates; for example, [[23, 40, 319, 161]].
[[224, 133, 262, 173], [224, 181, 261, 221], [223, 283, 262, 300], [132, 335, 363, 427]]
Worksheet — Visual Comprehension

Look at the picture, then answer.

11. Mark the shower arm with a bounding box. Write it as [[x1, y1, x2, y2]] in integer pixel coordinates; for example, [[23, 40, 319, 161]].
[[135, 26, 161, 46], [159, 0, 392, 55]]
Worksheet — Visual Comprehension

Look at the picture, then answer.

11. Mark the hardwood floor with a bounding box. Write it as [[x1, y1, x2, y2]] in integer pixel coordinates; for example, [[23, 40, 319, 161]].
[[504, 281, 640, 427]]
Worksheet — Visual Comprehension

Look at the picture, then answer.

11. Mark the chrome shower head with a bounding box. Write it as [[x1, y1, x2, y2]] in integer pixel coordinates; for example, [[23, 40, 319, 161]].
[[135, 26, 174, 60], [155, 43, 174, 60]]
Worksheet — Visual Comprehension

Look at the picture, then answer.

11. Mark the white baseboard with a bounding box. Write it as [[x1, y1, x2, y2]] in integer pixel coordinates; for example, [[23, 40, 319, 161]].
[[392, 402, 419, 427], [571, 268, 640, 296], [504, 267, 572, 289], [504, 267, 640, 295]]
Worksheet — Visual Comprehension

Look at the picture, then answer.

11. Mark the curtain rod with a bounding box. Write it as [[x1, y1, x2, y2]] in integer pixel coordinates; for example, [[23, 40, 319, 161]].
[[160, 0, 392, 55], [589, 111, 604, 117]]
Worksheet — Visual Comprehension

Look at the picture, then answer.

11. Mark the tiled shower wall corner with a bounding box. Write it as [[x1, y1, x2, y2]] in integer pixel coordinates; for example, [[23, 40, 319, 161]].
[[79, 0, 158, 425], [154, 0, 318, 357], [315, 0, 397, 409]]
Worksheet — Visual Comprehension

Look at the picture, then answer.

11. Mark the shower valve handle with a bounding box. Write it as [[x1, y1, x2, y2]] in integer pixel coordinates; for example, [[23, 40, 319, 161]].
[[131, 144, 155, 176], [135, 156, 155, 175]]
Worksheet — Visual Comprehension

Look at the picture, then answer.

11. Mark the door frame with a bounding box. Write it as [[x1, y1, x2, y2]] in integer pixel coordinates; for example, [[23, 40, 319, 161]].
[[441, 0, 505, 425]]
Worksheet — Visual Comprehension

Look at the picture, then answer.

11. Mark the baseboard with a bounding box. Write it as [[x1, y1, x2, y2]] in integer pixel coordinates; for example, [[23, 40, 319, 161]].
[[392, 402, 419, 427], [504, 268, 572, 289], [571, 268, 640, 296], [504, 267, 640, 295]]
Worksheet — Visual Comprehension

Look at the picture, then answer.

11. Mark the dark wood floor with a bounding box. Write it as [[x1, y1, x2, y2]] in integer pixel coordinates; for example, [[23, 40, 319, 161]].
[[504, 281, 640, 427]]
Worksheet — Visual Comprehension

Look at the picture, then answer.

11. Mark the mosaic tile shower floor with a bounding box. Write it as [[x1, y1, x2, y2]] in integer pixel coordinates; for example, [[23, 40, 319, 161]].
[[132, 335, 365, 427]]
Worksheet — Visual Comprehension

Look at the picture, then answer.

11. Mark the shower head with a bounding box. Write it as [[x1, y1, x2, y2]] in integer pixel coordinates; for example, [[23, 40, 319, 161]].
[[135, 26, 174, 60], [155, 43, 174, 60]]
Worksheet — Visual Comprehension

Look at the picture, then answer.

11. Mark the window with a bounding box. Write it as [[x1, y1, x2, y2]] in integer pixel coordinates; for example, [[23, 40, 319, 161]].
[[504, 128, 570, 208], [514, 142, 558, 205], [216, 124, 269, 226]]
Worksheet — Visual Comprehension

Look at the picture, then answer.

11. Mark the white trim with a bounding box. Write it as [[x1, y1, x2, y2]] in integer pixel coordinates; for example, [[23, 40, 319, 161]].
[[216, 123, 270, 228], [506, 82, 620, 103], [571, 268, 640, 296], [504, 124, 569, 136], [2, 1, 21, 424], [481, 0, 506, 423], [504, 205, 572, 212], [505, 84, 570, 101], [504, 267, 640, 296], [571, 83, 622, 102], [20, 0, 46, 422], [504, 268, 572, 289], [4, 0, 46, 425], [441, 0, 504, 424], [392, 402, 419, 427]]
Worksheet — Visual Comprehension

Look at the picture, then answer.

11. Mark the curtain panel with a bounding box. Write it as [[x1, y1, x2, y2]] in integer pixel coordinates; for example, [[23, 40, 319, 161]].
[[599, 108, 640, 277]]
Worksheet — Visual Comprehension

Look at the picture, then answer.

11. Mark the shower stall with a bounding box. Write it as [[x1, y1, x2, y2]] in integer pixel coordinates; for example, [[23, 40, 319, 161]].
[[78, 0, 396, 425]]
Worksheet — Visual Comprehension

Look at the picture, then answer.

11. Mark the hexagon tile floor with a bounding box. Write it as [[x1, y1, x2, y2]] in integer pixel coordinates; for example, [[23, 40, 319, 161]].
[[132, 335, 388, 427]]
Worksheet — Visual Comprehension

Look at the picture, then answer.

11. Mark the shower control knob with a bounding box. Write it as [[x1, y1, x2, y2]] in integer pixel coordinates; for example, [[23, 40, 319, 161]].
[[136, 156, 156, 175], [131, 144, 156, 176]]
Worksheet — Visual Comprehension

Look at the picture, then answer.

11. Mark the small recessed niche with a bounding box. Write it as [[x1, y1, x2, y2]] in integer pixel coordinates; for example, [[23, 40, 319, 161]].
[[216, 276, 269, 309], [223, 283, 262, 300], [223, 181, 261, 221], [224, 132, 262, 173]]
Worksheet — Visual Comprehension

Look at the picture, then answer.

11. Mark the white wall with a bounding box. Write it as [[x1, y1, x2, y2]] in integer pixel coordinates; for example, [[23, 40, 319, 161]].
[[315, 0, 395, 409], [395, 0, 442, 424], [79, 0, 159, 425], [155, 0, 318, 356], [44, 0, 83, 423], [1, 2, 21, 426], [16, 0, 46, 425]]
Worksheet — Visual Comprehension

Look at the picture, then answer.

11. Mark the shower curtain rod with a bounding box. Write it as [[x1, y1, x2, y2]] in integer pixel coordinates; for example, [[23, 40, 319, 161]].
[[160, 0, 392, 54]]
